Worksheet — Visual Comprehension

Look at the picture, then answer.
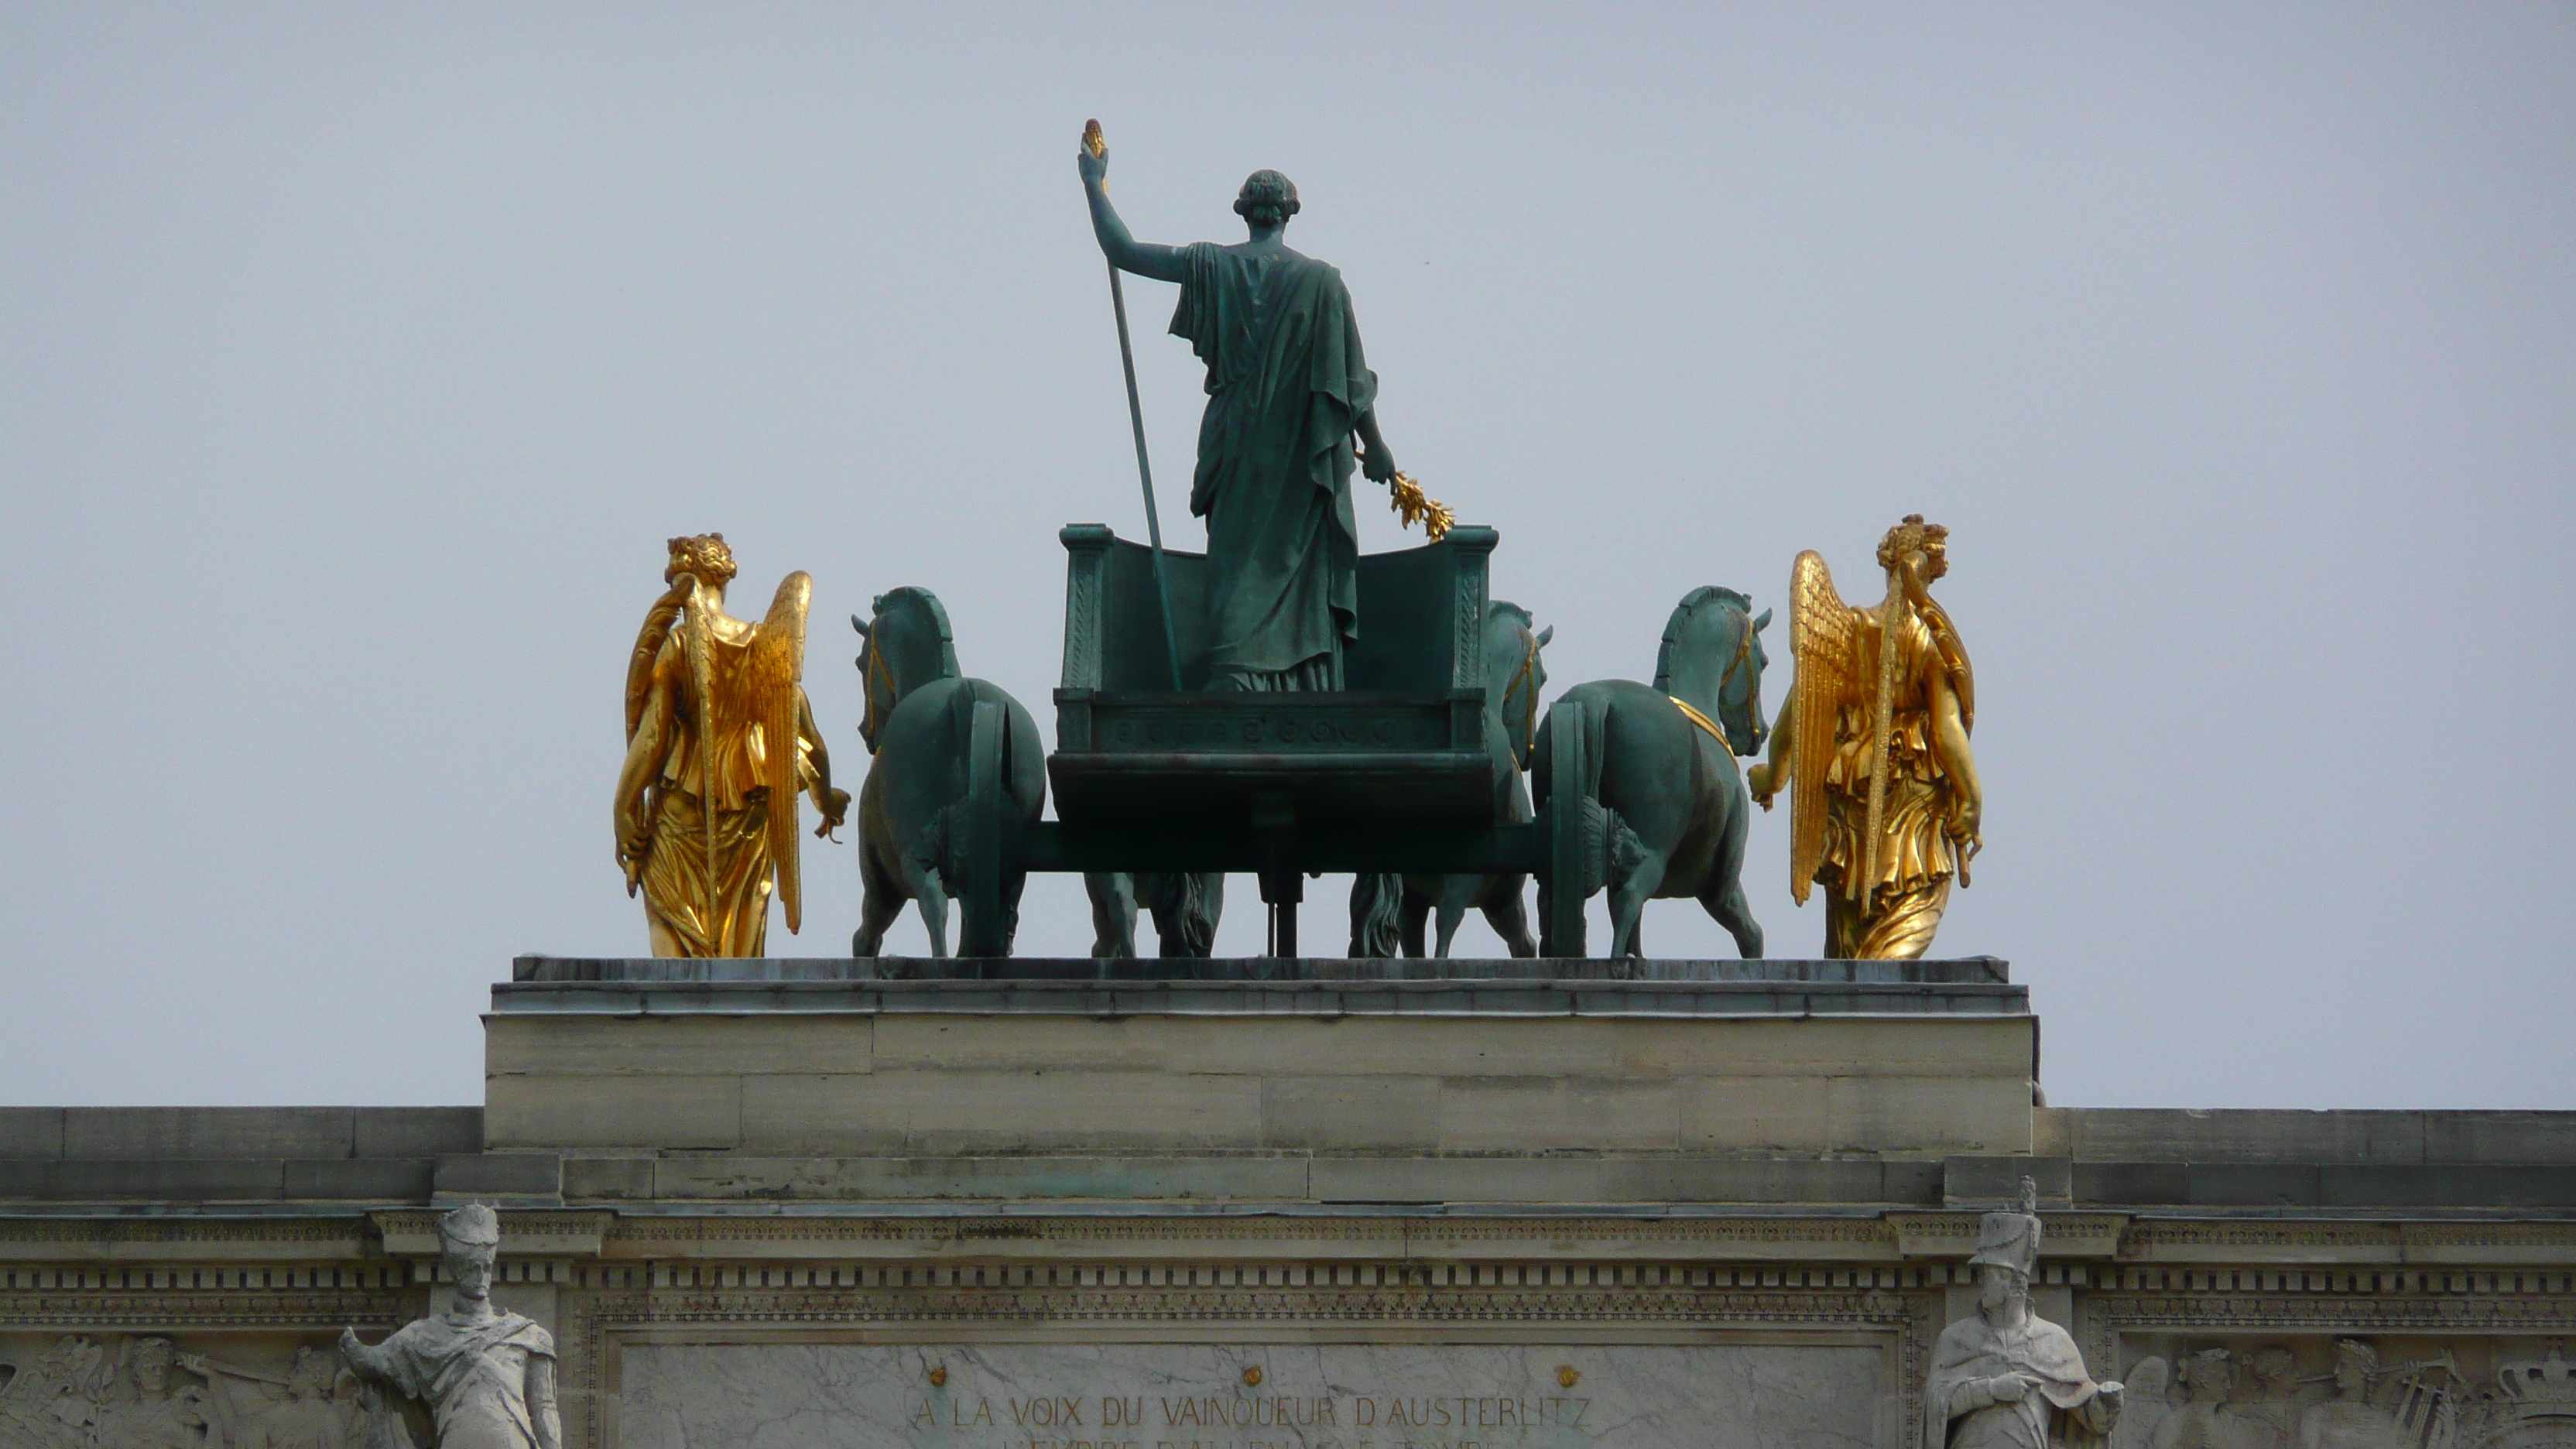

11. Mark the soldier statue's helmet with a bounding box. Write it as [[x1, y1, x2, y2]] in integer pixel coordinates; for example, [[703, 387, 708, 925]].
[[1234, 170, 1301, 221], [1966, 1175, 2041, 1276], [437, 1201, 503, 1257]]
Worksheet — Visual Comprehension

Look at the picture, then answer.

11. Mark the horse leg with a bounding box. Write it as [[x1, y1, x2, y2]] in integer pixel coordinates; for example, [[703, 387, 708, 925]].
[[1432, 873, 1480, 958], [1399, 877, 1432, 959], [852, 847, 906, 958], [1174, 872, 1224, 957], [1480, 872, 1538, 957], [1000, 867, 1028, 957], [1085, 872, 1139, 960], [1608, 849, 1668, 960], [899, 851, 951, 958], [1700, 799, 1765, 959]]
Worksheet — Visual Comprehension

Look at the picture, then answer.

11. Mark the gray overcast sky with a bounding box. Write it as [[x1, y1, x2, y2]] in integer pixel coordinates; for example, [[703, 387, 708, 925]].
[[3, 5, 2569, 1109]]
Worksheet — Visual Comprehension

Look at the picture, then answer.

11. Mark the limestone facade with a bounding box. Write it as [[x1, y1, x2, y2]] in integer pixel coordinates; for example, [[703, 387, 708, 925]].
[[1, 959, 2567, 1448]]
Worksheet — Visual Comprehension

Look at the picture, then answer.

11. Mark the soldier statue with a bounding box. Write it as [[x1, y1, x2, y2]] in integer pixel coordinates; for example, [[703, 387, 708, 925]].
[[1078, 140, 1400, 690], [341, 1203, 560, 1449], [1924, 1180, 2122, 1448]]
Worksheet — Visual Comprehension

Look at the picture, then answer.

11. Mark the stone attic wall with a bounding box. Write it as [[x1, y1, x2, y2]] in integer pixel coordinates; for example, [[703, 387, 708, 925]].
[[0, 1107, 2572, 1447]]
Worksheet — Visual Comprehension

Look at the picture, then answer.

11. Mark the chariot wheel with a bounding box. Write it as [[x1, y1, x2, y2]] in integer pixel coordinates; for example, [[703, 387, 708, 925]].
[[954, 697, 1013, 957], [1540, 697, 1594, 958]]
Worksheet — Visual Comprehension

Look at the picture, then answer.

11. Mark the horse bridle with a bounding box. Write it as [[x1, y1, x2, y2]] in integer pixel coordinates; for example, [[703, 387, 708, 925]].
[[862, 635, 896, 745], [1713, 614, 1759, 750], [1502, 634, 1540, 761]]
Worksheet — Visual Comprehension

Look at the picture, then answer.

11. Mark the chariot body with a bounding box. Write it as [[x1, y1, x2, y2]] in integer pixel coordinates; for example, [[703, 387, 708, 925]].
[[920, 522, 1608, 959]]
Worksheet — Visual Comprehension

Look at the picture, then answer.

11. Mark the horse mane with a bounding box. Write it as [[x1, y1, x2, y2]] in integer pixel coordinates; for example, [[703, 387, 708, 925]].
[[1654, 586, 1750, 693], [1485, 599, 1533, 632], [873, 586, 961, 682]]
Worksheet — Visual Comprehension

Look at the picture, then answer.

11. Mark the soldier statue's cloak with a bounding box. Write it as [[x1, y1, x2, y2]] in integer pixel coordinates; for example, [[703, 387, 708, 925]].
[[1924, 1310, 2112, 1449], [1170, 241, 1378, 687], [372, 1310, 554, 1449]]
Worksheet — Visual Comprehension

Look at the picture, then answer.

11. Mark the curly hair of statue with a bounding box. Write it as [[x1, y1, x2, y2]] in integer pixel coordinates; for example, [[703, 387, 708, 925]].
[[1233, 170, 1300, 221], [663, 532, 738, 584]]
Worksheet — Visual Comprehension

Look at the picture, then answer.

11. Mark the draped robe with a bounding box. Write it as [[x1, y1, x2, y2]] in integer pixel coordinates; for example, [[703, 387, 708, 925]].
[[371, 1311, 554, 1449], [1170, 241, 1378, 688], [1925, 1308, 2115, 1449]]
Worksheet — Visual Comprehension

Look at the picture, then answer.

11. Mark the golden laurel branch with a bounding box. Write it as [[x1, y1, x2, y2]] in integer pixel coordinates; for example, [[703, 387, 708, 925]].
[[1389, 473, 1454, 542]]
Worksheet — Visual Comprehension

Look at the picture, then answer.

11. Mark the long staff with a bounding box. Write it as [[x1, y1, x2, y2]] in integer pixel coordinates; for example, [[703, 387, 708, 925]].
[[1085, 119, 1184, 690]]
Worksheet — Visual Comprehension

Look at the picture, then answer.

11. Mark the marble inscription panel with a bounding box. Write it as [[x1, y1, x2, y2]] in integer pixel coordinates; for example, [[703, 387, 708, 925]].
[[617, 1341, 1889, 1449]]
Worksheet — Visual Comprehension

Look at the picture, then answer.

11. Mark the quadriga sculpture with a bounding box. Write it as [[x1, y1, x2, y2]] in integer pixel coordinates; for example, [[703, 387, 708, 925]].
[[849, 587, 1044, 957], [1396, 599, 1551, 957], [1533, 587, 1770, 958]]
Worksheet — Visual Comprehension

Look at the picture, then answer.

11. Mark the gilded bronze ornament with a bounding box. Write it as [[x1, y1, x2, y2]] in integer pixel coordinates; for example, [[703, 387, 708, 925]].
[[614, 533, 849, 957], [1749, 516, 1980, 960]]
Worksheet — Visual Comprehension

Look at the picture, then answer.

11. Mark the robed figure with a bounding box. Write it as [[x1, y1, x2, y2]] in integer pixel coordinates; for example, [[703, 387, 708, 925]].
[[1924, 1183, 2122, 1449], [1081, 149, 1401, 690], [343, 1204, 560, 1449], [615, 533, 850, 957], [1751, 516, 1982, 959]]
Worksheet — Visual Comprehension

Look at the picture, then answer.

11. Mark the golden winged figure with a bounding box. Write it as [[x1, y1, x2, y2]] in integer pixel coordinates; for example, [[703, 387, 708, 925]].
[[614, 533, 850, 957], [1748, 516, 1979, 960]]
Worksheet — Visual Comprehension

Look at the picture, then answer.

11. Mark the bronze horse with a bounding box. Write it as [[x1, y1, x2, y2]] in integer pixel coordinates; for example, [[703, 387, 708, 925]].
[[850, 587, 1044, 957], [1534, 587, 1769, 958]]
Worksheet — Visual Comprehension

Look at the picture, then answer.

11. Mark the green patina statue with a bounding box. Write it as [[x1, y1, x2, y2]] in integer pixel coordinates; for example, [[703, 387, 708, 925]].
[[1079, 141, 1399, 690]]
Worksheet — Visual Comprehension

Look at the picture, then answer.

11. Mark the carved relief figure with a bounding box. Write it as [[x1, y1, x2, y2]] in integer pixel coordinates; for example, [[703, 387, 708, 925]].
[[1926, 1181, 2123, 1447], [0, 1335, 396, 1449], [2295, 1342, 2428, 1449], [0, 1336, 114, 1447], [231, 1348, 369, 1449], [615, 533, 849, 957], [2146, 1349, 2256, 1449], [2111, 1338, 2508, 1449], [90, 1341, 216, 1448], [341, 1204, 559, 1449], [1752, 515, 1981, 959]]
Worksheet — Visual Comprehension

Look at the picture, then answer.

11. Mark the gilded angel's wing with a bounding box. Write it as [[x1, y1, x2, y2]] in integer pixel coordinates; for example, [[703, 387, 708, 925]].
[[1787, 550, 1860, 905], [745, 571, 813, 933], [625, 579, 692, 742]]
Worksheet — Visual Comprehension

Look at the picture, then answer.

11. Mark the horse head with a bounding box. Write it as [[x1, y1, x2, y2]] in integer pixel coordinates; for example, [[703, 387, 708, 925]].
[[851, 586, 961, 752], [1656, 587, 1770, 757], [1484, 600, 1552, 771]]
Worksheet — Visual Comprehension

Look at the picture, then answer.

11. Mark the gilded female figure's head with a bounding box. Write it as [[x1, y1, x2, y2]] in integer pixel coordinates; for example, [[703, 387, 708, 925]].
[[1878, 514, 1951, 581], [665, 533, 739, 587]]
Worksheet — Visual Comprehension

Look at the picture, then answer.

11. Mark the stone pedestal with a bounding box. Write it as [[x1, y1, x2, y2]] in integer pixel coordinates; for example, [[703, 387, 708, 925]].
[[487, 957, 2036, 1203]]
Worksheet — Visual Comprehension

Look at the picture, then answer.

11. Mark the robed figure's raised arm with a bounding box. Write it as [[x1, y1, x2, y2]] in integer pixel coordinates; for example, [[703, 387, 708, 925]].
[[1079, 135, 1187, 283]]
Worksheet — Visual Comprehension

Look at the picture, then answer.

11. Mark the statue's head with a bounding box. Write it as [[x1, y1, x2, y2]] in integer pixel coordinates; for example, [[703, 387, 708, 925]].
[[288, 1345, 335, 1400], [2252, 1345, 2297, 1391], [130, 1338, 179, 1396], [2332, 1339, 2377, 1396], [1968, 1179, 2039, 1310], [1877, 514, 1949, 581], [1234, 170, 1300, 230], [437, 1201, 502, 1301], [665, 533, 739, 587], [2181, 1348, 2237, 1403]]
